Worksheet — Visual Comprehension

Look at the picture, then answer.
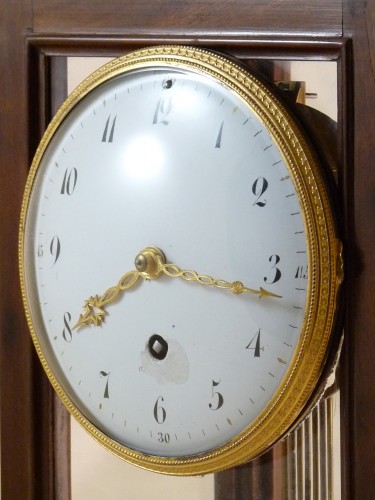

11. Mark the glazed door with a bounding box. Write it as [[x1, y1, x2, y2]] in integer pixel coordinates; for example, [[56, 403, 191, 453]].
[[1, 1, 375, 498]]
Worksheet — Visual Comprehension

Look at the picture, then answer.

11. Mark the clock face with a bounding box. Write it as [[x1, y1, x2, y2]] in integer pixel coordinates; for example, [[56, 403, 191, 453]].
[[20, 47, 341, 474]]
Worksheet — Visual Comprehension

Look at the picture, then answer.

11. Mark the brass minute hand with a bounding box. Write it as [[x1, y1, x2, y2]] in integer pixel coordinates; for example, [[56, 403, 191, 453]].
[[74, 246, 281, 330], [153, 255, 282, 299]]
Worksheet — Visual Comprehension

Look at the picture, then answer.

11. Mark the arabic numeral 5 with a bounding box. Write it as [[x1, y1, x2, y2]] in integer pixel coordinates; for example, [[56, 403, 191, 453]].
[[209, 379, 224, 410]]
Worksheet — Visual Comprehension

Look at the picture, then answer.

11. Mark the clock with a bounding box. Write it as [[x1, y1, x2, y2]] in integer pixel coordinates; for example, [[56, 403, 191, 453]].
[[19, 46, 342, 475]]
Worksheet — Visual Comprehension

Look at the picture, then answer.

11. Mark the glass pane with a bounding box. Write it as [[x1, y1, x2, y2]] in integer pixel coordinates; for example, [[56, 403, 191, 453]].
[[66, 55, 340, 500], [67, 56, 214, 500]]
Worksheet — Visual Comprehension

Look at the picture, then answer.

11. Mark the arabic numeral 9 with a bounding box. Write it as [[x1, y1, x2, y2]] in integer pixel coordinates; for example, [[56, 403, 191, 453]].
[[50, 235, 61, 265]]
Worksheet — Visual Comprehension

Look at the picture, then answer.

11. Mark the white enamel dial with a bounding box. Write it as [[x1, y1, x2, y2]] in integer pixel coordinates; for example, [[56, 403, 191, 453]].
[[20, 47, 340, 475]]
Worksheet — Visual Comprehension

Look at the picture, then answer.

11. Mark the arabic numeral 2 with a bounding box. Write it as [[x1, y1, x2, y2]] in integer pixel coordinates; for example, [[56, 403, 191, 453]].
[[252, 177, 269, 207]]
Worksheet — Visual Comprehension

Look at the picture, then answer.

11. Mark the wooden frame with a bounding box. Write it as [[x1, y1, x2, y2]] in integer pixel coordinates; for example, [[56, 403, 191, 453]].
[[1, 1, 374, 498]]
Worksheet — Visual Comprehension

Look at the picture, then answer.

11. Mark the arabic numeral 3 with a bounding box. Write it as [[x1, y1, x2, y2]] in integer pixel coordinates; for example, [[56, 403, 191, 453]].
[[264, 254, 281, 284]]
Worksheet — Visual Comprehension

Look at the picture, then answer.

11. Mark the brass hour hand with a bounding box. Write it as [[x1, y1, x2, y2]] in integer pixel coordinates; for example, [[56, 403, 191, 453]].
[[73, 247, 166, 330], [73, 269, 141, 330]]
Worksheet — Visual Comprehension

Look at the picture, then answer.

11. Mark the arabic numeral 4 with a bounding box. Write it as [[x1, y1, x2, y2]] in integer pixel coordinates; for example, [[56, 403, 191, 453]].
[[246, 329, 264, 358]]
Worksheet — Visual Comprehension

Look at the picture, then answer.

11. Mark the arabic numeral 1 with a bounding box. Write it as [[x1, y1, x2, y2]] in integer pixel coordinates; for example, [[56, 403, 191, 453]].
[[99, 371, 110, 399]]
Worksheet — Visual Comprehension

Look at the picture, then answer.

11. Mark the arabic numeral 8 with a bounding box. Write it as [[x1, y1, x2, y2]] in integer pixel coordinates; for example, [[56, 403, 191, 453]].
[[62, 312, 73, 342]]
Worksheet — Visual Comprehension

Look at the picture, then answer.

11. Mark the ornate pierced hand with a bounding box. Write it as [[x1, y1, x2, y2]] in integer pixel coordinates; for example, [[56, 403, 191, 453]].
[[74, 246, 281, 330]]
